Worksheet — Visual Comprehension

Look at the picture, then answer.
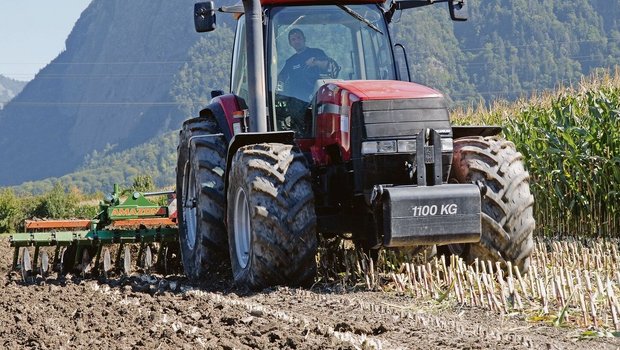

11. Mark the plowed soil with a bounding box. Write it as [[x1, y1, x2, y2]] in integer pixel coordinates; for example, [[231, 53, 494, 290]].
[[1, 240, 619, 350]]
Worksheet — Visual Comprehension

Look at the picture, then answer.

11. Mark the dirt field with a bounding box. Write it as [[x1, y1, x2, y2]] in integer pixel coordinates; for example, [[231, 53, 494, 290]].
[[1, 240, 619, 350]]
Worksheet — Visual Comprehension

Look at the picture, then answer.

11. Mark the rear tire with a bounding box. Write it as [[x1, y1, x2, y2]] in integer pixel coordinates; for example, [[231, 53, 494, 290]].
[[176, 117, 227, 280], [227, 143, 317, 289], [450, 136, 535, 273]]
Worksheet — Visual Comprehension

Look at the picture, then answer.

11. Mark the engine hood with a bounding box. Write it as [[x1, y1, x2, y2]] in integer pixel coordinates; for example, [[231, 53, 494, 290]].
[[332, 80, 443, 101]]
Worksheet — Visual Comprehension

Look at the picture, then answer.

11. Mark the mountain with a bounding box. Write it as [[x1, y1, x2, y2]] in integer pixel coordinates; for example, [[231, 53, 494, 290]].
[[0, 0, 208, 186], [1, 0, 619, 189], [0, 76, 27, 109]]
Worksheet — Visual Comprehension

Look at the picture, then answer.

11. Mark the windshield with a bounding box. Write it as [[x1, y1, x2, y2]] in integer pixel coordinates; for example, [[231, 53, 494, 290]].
[[268, 4, 395, 135]]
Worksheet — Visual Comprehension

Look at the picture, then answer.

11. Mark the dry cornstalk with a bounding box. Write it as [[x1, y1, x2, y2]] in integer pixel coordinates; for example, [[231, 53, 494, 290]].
[[452, 269, 463, 304], [473, 267, 485, 307], [421, 264, 430, 296], [596, 271, 605, 297], [564, 267, 574, 299], [482, 273, 501, 311], [539, 278, 549, 314], [405, 263, 412, 285], [456, 259, 467, 304], [496, 262, 508, 313], [514, 265, 529, 299], [563, 241, 571, 265], [441, 255, 448, 284], [579, 289, 589, 327], [466, 268, 478, 307], [554, 275, 565, 309], [590, 292, 598, 328], [606, 279, 620, 330], [506, 261, 515, 290], [529, 264, 538, 299], [417, 265, 425, 297], [481, 259, 488, 275], [369, 257, 376, 289], [584, 269, 593, 294], [549, 267, 557, 300], [426, 262, 434, 296]]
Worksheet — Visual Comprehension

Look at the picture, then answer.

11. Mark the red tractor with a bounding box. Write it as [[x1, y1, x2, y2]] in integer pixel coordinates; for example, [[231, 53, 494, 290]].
[[178, 0, 535, 289]]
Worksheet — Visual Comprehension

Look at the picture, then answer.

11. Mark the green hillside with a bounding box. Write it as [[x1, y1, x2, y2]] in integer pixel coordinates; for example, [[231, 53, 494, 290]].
[[11, 131, 177, 196]]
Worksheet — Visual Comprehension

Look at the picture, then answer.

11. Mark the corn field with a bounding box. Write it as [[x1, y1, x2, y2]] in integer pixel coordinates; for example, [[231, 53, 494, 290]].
[[454, 68, 620, 237]]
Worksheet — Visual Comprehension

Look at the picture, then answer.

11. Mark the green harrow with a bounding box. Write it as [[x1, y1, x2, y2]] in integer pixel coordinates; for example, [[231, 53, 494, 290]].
[[8, 185, 179, 281]]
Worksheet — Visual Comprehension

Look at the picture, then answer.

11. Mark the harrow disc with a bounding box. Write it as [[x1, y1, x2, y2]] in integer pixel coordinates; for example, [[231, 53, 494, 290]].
[[20, 248, 32, 282], [40, 251, 49, 276], [143, 246, 153, 273], [123, 245, 131, 275], [103, 248, 112, 276], [81, 248, 91, 275]]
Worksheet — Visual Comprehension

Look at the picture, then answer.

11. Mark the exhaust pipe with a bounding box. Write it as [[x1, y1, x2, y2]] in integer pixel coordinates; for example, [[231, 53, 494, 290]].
[[242, 0, 268, 133]]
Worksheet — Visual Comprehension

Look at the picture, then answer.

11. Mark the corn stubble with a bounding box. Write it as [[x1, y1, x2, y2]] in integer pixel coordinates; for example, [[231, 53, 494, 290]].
[[317, 238, 620, 333]]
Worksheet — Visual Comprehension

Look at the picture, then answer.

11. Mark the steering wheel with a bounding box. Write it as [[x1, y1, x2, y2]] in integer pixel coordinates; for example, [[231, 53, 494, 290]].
[[324, 58, 341, 79]]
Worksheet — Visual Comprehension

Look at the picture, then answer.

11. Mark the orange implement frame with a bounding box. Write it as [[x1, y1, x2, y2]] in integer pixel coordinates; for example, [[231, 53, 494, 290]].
[[24, 217, 177, 231], [109, 217, 177, 228], [25, 220, 91, 231]]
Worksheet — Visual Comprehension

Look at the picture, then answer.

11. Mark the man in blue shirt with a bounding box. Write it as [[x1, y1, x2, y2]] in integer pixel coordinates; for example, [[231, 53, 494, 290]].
[[278, 28, 331, 102]]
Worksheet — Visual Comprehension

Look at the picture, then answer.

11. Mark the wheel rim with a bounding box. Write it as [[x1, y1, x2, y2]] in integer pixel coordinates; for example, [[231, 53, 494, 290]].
[[233, 187, 251, 269], [183, 163, 197, 250]]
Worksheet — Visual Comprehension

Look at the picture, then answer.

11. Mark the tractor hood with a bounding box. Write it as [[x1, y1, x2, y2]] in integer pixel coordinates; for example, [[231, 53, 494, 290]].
[[331, 80, 443, 101], [311, 79, 451, 167]]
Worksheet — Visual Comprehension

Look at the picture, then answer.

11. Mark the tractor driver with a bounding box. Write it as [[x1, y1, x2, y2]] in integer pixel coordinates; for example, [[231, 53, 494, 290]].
[[277, 28, 331, 102]]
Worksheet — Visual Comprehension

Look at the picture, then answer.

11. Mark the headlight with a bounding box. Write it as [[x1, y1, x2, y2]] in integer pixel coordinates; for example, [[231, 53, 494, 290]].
[[397, 140, 416, 153], [361, 141, 378, 154], [362, 137, 452, 155], [362, 140, 397, 154], [378, 140, 396, 153]]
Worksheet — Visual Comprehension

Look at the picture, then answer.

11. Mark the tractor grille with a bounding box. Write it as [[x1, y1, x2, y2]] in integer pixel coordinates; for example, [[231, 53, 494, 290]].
[[350, 97, 453, 192], [352, 97, 451, 139]]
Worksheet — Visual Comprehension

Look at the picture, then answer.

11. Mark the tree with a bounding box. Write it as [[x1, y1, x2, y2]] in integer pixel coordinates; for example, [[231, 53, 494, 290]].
[[0, 188, 21, 232]]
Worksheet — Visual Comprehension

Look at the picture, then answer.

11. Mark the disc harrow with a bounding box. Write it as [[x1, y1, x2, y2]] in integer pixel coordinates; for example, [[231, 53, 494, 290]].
[[9, 185, 179, 281]]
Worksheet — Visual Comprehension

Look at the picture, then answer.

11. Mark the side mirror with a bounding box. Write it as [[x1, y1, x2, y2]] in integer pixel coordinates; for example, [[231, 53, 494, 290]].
[[195, 2, 216, 33], [448, 0, 468, 21]]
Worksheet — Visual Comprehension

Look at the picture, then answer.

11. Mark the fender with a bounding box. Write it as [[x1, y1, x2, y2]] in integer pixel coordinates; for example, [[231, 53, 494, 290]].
[[224, 131, 295, 201], [197, 93, 249, 142]]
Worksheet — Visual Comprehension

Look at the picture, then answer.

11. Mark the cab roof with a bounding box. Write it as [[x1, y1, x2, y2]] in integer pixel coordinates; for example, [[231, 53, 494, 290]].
[[261, 0, 384, 4], [221, 0, 386, 13]]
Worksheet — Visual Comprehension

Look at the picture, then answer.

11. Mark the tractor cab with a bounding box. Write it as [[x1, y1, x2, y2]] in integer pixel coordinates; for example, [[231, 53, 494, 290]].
[[229, 3, 397, 137]]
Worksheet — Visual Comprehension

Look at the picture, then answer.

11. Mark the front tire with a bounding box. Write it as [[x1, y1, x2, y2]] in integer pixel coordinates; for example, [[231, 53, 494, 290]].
[[450, 136, 535, 273], [176, 117, 227, 280], [227, 143, 317, 289]]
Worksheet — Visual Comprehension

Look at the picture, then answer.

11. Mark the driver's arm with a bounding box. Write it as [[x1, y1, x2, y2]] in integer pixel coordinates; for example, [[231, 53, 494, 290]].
[[305, 56, 330, 71], [304, 48, 331, 73]]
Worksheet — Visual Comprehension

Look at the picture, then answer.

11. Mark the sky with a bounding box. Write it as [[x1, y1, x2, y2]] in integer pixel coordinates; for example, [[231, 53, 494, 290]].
[[0, 0, 92, 81]]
